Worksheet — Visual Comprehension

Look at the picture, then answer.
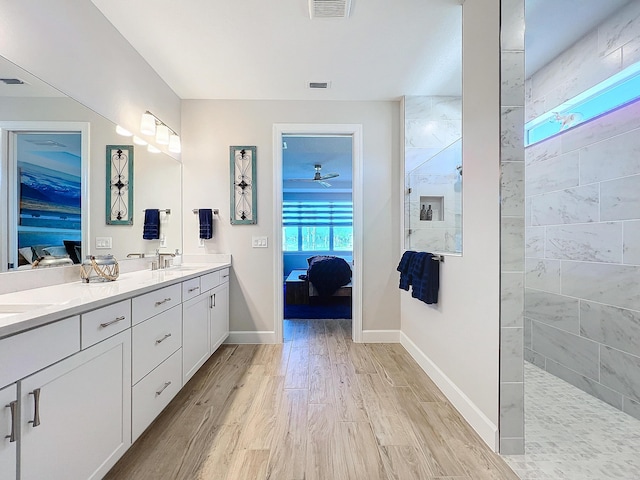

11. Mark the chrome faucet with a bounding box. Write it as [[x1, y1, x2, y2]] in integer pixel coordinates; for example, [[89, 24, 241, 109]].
[[126, 253, 145, 258]]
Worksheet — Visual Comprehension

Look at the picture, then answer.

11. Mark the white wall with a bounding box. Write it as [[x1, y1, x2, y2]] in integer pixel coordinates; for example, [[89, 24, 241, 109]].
[[0, 1, 181, 154], [181, 100, 400, 338], [400, 0, 501, 449]]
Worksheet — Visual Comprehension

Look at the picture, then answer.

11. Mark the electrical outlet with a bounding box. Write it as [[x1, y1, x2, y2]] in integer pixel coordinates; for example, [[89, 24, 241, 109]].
[[160, 234, 167, 248], [95, 236, 112, 249], [252, 236, 268, 248]]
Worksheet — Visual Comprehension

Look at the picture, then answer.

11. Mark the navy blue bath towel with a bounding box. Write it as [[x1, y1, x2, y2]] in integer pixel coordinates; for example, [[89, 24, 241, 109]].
[[199, 208, 213, 239], [397, 250, 440, 304], [143, 209, 160, 240]]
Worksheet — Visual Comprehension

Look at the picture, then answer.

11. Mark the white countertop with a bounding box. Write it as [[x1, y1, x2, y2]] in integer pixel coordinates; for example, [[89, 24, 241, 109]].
[[0, 262, 230, 339]]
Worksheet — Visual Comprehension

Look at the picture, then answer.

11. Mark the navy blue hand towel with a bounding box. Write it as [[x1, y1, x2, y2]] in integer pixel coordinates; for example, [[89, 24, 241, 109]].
[[397, 250, 416, 290], [412, 253, 440, 304], [199, 208, 213, 239], [143, 209, 160, 240]]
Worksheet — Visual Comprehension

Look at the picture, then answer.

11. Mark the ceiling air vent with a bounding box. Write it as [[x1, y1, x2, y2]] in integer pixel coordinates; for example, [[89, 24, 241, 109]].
[[309, 0, 352, 18], [308, 81, 331, 89], [0, 78, 25, 85]]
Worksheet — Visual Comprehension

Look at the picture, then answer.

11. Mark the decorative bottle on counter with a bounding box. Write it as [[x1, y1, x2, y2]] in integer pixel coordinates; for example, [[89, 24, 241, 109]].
[[420, 204, 427, 220], [426, 204, 433, 221]]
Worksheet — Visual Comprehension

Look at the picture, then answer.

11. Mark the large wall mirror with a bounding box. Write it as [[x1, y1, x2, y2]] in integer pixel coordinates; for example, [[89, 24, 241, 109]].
[[0, 55, 182, 272]]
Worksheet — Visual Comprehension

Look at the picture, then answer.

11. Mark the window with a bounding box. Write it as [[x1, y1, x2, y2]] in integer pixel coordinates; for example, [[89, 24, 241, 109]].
[[283, 201, 352, 252]]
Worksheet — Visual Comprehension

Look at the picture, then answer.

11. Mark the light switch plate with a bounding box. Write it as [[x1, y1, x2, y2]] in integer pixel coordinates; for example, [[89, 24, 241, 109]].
[[95, 236, 112, 249], [252, 236, 268, 248]]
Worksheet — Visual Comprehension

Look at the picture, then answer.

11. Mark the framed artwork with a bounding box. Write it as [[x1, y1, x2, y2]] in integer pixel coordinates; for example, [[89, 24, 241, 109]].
[[106, 145, 134, 225], [230, 146, 257, 224]]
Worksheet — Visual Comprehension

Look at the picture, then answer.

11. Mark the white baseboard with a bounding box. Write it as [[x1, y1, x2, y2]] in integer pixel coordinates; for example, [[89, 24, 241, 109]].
[[400, 332, 499, 451], [226, 331, 277, 344], [362, 330, 401, 343]]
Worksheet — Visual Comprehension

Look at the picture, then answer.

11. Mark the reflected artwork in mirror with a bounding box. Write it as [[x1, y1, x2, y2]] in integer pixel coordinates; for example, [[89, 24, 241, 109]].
[[0, 55, 183, 271]]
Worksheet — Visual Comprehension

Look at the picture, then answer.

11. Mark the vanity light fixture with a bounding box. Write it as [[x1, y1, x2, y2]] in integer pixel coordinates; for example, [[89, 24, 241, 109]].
[[133, 136, 147, 146], [139, 110, 181, 154], [147, 144, 161, 153], [115, 125, 133, 137]]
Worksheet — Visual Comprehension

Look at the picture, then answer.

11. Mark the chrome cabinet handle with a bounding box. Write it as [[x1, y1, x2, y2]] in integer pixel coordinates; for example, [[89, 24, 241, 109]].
[[100, 316, 126, 328], [188, 286, 200, 293], [155, 381, 171, 396], [212, 293, 216, 308], [154, 297, 171, 307], [155, 333, 172, 344], [28, 388, 41, 427], [5, 401, 17, 442]]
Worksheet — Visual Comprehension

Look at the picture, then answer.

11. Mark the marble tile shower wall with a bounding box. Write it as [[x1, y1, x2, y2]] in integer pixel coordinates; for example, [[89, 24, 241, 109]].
[[404, 96, 461, 252], [524, 1, 640, 422], [499, 0, 525, 455]]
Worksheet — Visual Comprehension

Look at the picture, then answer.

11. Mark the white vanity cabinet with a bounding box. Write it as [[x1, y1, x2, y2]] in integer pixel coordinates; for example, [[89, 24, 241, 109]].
[[0, 384, 17, 480], [209, 269, 230, 354], [19, 330, 131, 480], [182, 292, 210, 383], [0, 262, 231, 479]]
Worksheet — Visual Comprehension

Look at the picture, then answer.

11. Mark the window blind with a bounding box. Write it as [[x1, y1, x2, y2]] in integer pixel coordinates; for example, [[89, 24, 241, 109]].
[[283, 201, 352, 226]]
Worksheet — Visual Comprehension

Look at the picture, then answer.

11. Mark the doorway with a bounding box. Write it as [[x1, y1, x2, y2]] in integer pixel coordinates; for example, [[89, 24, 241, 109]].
[[273, 124, 363, 343], [0, 122, 89, 271]]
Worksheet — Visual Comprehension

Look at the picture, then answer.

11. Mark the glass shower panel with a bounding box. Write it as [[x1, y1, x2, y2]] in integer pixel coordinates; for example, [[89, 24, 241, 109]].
[[405, 138, 462, 254]]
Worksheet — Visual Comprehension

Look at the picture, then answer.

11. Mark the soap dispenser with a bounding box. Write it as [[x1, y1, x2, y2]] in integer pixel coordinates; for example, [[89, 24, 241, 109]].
[[173, 249, 182, 266]]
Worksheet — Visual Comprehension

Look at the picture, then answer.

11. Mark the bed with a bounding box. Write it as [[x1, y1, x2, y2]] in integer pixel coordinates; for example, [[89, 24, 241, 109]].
[[285, 256, 352, 305]]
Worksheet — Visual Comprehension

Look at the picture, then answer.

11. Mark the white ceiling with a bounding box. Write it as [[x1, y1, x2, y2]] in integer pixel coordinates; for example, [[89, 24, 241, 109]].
[[90, 0, 463, 101]]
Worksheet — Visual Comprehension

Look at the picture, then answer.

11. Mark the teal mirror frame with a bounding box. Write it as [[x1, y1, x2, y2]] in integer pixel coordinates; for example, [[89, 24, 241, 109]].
[[106, 145, 134, 225], [230, 145, 257, 225]]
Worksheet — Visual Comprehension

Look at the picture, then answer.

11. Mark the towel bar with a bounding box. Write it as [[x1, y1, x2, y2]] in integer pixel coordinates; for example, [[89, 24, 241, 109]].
[[192, 209, 219, 215]]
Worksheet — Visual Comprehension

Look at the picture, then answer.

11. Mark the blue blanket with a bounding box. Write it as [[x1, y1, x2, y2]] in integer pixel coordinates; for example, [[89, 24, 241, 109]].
[[307, 256, 352, 297]]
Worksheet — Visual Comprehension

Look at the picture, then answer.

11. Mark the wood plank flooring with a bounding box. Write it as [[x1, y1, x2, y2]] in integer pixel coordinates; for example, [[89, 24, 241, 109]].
[[105, 319, 518, 480]]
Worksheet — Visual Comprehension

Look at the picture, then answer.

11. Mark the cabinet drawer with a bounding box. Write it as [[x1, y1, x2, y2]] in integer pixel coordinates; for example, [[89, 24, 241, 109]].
[[132, 305, 182, 384], [182, 277, 201, 302], [0, 316, 79, 389], [200, 270, 220, 292], [132, 348, 182, 441], [132, 283, 181, 325], [219, 268, 230, 283], [81, 299, 131, 349]]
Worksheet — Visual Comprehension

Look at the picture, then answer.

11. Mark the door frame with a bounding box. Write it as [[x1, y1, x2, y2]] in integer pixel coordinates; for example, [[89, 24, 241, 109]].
[[273, 124, 363, 343]]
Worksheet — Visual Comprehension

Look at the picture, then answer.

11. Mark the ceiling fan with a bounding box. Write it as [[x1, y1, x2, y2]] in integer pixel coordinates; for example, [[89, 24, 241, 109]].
[[289, 164, 339, 187]]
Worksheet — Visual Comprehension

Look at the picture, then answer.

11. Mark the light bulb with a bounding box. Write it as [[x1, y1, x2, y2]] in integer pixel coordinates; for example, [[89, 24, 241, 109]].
[[156, 124, 170, 145], [140, 112, 156, 135], [168, 134, 181, 153], [115, 125, 132, 136]]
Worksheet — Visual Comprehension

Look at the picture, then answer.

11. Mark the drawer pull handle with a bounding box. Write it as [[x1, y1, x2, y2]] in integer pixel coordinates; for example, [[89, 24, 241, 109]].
[[188, 286, 200, 293], [221, 274, 229, 279], [155, 297, 171, 307], [156, 381, 172, 396], [155, 333, 172, 344], [28, 388, 41, 427], [100, 316, 126, 328], [5, 401, 17, 442]]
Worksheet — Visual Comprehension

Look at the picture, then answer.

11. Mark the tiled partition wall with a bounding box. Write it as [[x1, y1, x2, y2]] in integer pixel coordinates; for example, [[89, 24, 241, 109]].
[[499, 0, 525, 455], [524, 1, 640, 421]]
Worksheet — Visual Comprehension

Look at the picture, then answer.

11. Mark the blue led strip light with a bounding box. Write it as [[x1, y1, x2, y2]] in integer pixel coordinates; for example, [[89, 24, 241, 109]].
[[525, 61, 640, 146]]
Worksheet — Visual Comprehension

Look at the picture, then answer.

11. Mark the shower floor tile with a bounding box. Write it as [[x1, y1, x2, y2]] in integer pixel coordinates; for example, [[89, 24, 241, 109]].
[[503, 363, 640, 480]]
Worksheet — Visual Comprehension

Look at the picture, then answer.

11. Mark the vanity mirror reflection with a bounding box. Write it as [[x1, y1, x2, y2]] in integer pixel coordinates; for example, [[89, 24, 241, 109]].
[[0, 56, 182, 272]]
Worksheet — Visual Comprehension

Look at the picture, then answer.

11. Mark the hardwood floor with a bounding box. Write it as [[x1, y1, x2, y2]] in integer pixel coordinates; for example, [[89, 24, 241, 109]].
[[105, 319, 518, 480]]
